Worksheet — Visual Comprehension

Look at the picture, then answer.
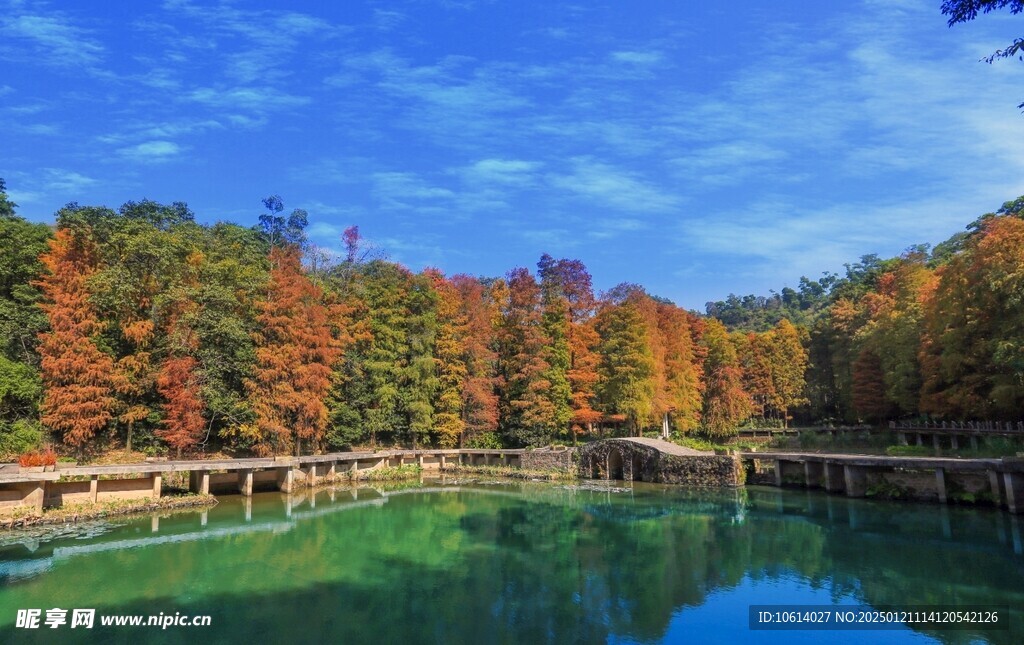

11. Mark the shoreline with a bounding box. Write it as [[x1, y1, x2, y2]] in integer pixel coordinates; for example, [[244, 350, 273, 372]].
[[1, 493, 218, 531]]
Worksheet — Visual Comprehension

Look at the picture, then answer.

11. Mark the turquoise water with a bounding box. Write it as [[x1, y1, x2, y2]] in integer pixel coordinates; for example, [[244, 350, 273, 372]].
[[0, 479, 1021, 644]]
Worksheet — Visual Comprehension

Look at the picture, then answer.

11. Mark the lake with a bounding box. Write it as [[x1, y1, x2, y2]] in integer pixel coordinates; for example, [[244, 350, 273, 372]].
[[0, 479, 1021, 644]]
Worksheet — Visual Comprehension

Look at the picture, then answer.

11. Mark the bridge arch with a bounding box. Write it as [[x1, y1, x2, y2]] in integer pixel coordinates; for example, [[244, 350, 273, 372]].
[[578, 437, 716, 483], [580, 438, 661, 481], [607, 447, 624, 480]]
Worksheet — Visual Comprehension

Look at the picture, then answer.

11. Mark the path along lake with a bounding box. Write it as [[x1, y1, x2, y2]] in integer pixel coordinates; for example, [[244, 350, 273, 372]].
[[0, 479, 1021, 644]]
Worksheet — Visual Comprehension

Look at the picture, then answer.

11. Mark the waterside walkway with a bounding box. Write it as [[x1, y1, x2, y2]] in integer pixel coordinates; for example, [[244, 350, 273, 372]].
[[0, 448, 527, 514], [742, 451, 1024, 513]]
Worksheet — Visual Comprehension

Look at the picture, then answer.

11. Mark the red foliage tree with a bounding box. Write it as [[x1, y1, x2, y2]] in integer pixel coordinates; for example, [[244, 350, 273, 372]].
[[496, 268, 556, 446], [156, 313, 205, 456], [852, 347, 890, 422], [700, 318, 752, 438], [451, 275, 500, 443], [156, 356, 205, 455], [248, 245, 340, 455], [657, 303, 703, 432], [36, 229, 116, 450], [536, 255, 602, 439]]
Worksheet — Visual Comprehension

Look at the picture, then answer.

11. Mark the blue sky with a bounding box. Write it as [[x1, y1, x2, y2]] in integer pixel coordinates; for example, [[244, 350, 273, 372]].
[[2, 0, 1024, 310]]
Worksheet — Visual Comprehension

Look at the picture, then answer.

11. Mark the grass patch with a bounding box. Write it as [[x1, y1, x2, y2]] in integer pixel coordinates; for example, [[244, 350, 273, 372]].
[[350, 464, 422, 482], [442, 464, 577, 481], [885, 445, 936, 457], [673, 436, 716, 452]]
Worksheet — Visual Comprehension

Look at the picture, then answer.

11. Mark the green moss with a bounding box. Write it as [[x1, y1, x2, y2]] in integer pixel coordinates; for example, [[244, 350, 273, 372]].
[[350, 464, 422, 482], [866, 480, 911, 500], [885, 445, 935, 457], [441, 464, 577, 481]]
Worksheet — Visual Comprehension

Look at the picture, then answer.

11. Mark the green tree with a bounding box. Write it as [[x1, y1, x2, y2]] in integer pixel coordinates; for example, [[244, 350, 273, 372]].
[[594, 298, 655, 437], [329, 261, 432, 447], [943, 0, 1024, 108], [428, 270, 467, 448], [0, 182, 51, 365], [187, 223, 268, 449], [400, 271, 439, 449], [766, 319, 809, 427], [539, 283, 573, 440], [0, 355, 44, 456]]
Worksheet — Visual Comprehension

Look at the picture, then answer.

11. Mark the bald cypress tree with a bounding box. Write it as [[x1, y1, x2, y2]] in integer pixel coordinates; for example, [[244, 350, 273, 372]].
[[249, 245, 339, 455], [37, 229, 116, 450]]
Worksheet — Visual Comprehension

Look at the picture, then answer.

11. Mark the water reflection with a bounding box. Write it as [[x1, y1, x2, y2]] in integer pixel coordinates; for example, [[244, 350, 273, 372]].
[[0, 480, 1021, 644]]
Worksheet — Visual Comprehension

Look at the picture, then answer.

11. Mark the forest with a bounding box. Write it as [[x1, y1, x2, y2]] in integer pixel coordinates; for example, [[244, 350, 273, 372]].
[[1, 178, 1022, 458]]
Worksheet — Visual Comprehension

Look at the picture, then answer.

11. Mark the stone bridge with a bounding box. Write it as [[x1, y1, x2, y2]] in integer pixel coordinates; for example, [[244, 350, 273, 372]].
[[578, 437, 742, 487]]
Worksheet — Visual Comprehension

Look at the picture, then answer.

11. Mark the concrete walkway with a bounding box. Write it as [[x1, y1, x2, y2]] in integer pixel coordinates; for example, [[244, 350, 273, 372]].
[[612, 436, 712, 456]]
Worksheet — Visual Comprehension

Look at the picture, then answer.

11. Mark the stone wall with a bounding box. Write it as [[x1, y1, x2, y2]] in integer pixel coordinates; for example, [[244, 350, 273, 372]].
[[578, 439, 742, 487], [657, 455, 744, 487], [520, 448, 578, 471]]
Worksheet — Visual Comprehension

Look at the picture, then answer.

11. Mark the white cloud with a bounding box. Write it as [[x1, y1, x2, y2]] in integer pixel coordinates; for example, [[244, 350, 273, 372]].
[[117, 140, 182, 162], [611, 51, 663, 65], [547, 157, 681, 213], [456, 159, 543, 186], [517, 227, 578, 249], [45, 169, 96, 192], [586, 217, 647, 240], [188, 87, 311, 112], [372, 172, 456, 211], [0, 11, 104, 69]]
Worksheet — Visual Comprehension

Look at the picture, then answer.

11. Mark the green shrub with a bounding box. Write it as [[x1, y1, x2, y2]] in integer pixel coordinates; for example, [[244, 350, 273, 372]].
[[885, 445, 934, 457], [740, 416, 785, 429], [673, 435, 716, 452], [465, 432, 503, 449], [352, 464, 422, 482], [0, 419, 44, 459]]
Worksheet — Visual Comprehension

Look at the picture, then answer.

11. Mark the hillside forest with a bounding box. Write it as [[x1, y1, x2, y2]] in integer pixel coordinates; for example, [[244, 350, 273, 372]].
[[1, 179, 1022, 457]]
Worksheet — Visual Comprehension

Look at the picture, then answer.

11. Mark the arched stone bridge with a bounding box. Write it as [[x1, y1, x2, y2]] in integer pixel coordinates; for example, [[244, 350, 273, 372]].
[[578, 437, 742, 487]]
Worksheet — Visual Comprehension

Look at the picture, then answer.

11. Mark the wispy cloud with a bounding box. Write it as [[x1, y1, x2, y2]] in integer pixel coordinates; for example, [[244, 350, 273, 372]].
[[1, 168, 95, 206], [610, 50, 663, 65], [0, 9, 105, 70], [117, 140, 183, 163], [455, 159, 543, 187], [9, 168, 99, 203], [586, 217, 647, 240], [517, 227, 577, 249], [547, 157, 681, 213], [668, 142, 788, 187], [188, 87, 311, 112], [10, 122, 59, 136], [372, 172, 455, 211], [373, 9, 406, 32]]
